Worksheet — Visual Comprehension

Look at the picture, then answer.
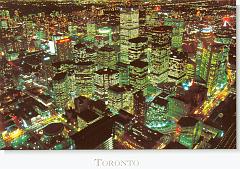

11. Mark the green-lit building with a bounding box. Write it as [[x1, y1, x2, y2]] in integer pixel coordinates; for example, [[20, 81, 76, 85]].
[[97, 46, 117, 69], [196, 43, 227, 95], [108, 84, 134, 114], [119, 8, 139, 63], [94, 68, 119, 102], [74, 61, 94, 98], [130, 59, 149, 92], [145, 96, 168, 129], [164, 18, 185, 49], [128, 37, 148, 63]]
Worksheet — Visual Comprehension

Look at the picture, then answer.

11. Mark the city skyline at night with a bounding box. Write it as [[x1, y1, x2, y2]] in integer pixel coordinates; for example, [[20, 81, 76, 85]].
[[0, 0, 236, 150]]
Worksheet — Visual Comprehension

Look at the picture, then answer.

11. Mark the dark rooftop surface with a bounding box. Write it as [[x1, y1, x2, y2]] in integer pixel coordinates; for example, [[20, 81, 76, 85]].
[[52, 60, 74, 68], [43, 123, 64, 136], [178, 117, 199, 127], [70, 116, 114, 149], [128, 37, 148, 43], [113, 109, 134, 126], [74, 61, 94, 66], [74, 43, 86, 50], [158, 92, 169, 99], [52, 72, 67, 81], [99, 46, 115, 52], [152, 97, 168, 106], [171, 49, 187, 60], [130, 59, 148, 68], [108, 84, 133, 93], [77, 109, 99, 123], [86, 47, 96, 54]]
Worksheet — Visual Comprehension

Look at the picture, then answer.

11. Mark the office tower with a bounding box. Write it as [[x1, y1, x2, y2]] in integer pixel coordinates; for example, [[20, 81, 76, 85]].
[[164, 18, 185, 49], [94, 68, 119, 102], [133, 90, 147, 123], [145, 6, 160, 27], [149, 26, 172, 46], [73, 43, 96, 63], [196, 42, 227, 95], [51, 72, 69, 110], [148, 26, 172, 85], [168, 49, 187, 84], [185, 59, 196, 81], [97, 27, 113, 46], [108, 84, 134, 114], [150, 42, 171, 85], [168, 84, 207, 120], [116, 62, 130, 86], [145, 96, 168, 130], [74, 61, 94, 98], [129, 59, 148, 91], [0, 9, 10, 29], [86, 23, 96, 37], [167, 96, 190, 121], [120, 8, 139, 63], [113, 112, 166, 149], [97, 46, 117, 69], [55, 38, 73, 62], [128, 36, 148, 63]]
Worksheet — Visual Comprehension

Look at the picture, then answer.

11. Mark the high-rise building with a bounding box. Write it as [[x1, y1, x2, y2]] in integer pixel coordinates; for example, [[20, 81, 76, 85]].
[[116, 62, 130, 86], [196, 43, 226, 95], [55, 38, 73, 62], [97, 46, 117, 69], [108, 84, 134, 114], [74, 61, 94, 98], [168, 49, 187, 84], [120, 8, 139, 63], [97, 27, 113, 46], [150, 42, 171, 85], [73, 43, 97, 63], [185, 58, 196, 81], [94, 68, 119, 102], [145, 96, 168, 130], [177, 117, 203, 149], [133, 90, 147, 123], [149, 26, 172, 48], [164, 18, 185, 49], [148, 26, 172, 85], [86, 23, 97, 37], [129, 59, 149, 91], [145, 6, 160, 27], [51, 72, 69, 110], [128, 36, 148, 63]]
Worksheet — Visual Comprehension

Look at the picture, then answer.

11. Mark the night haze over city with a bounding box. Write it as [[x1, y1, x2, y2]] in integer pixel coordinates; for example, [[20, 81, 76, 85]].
[[0, 0, 236, 150]]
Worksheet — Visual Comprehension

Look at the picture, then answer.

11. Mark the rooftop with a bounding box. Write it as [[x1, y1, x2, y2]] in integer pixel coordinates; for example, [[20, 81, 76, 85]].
[[130, 59, 148, 68], [128, 37, 148, 44]]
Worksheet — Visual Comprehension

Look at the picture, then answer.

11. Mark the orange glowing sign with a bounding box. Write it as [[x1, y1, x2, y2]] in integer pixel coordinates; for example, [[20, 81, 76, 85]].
[[56, 38, 71, 44]]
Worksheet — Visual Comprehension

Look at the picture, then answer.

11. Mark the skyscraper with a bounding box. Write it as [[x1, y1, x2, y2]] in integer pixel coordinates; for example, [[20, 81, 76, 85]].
[[51, 72, 69, 110], [120, 8, 139, 63], [74, 61, 94, 98], [128, 36, 148, 63], [168, 49, 187, 84], [94, 68, 119, 102], [108, 84, 134, 114], [56, 38, 73, 62], [129, 59, 149, 91], [149, 26, 172, 85], [196, 43, 226, 95], [97, 46, 117, 69]]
